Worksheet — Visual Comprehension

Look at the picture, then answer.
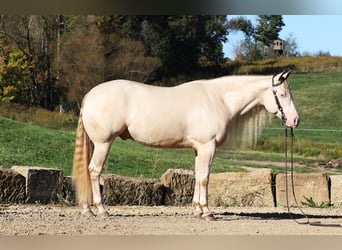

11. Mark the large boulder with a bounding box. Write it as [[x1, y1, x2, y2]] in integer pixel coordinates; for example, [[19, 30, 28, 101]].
[[0, 166, 26, 203], [11, 166, 63, 204], [330, 175, 342, 207], [160, 169, 195, 206], [276, 173, 329, 207], [101, 174, 164, 206], [208, 168, 274, 207]]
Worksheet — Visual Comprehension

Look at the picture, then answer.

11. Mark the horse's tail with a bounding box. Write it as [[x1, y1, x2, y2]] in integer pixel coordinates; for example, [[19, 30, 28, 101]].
[[72, 109, 93, 206]]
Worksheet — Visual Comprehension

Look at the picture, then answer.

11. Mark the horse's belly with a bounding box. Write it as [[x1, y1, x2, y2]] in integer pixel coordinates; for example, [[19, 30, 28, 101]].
[[126, 121, 192, 148]]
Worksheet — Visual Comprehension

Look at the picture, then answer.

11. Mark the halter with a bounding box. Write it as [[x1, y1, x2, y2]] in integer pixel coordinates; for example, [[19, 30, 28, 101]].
[[272, 74, 287, 125]]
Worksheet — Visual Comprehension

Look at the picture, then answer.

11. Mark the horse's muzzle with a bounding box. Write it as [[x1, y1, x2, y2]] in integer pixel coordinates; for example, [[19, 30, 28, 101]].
[[285, 114, 300, 128]]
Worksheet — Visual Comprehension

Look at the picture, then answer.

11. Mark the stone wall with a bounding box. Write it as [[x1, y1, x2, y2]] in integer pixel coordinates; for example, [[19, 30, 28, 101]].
[[0, 166, 25, 203], [160, 169, 195, 206], [275, 173, 329, 207], [1, 166, 342, 208], [11, 166, 63, 204], [208, 169, 274, 207], [102, 174, 164, 206]]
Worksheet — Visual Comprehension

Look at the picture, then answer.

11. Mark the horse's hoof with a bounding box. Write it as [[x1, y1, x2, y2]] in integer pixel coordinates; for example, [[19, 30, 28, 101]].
[[97, 210, 110, 218], [202, 213, 216, 221], [82, 209, 96, 217], [193, 212, 203, 219]]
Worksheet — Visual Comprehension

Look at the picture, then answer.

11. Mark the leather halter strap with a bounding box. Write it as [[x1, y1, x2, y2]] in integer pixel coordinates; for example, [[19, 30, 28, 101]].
[[272, 74, 287, 125]]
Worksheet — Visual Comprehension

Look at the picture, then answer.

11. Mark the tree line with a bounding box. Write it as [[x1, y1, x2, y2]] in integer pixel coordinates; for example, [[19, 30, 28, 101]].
[[0, 15, 286, 112]]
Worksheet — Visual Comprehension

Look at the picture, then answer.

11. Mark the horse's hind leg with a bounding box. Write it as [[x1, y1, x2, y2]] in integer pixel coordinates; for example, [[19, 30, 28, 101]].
[[89, 141, 112, 217]]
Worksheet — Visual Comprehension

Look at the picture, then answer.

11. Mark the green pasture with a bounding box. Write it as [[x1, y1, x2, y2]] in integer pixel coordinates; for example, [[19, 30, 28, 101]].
[[255, 71, 342, 159], [0, 71, 341, 178], [0, 115, 322, 178]]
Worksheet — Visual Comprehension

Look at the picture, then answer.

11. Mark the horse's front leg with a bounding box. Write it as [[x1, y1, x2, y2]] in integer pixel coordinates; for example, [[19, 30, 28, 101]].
[[192, 141, 216, 221], [89, 142, 111, 217]]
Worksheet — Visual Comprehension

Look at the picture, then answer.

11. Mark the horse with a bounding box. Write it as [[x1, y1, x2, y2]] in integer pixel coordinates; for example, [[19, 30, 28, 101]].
[[72, 70, 299, 220]]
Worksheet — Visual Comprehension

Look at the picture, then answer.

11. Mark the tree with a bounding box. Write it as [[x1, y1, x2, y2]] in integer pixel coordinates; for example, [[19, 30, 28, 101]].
[[0, 15, 230, 111], [230, 15, 285, 61], [56, 24, 106, 110], [228, 16, 255, 43], [97, 15, 228, 78], [0, 50, 33, 103], [0, 15, 64, 109], [228, 16, 258, 62], [103, 34, 161, 82], [255, 15, 284, 47], [283, 33, 299, 57]]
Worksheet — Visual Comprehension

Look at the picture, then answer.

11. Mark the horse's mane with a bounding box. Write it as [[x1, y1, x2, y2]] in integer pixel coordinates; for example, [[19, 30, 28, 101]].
[[223, 105, 272, 150]]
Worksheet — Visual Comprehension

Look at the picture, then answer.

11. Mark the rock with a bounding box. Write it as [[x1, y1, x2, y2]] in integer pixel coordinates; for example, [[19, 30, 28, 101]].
[[58, 176, 76, 205], [160, 169, 195, 206], [330, 175, 342, 207], [0, 166, 26, 203], [11, 166, 63, 204], [319, 158, 342, 168], [208, 168, 274, 207], [102, 174, 164, 206], [276, 173, 329, 207], [331, 158, 342, 168]]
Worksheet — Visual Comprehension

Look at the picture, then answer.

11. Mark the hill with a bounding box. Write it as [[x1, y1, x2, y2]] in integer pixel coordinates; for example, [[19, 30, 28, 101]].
[[255, 71, 342, 159], [0, 116, 75, 175], [233, 56, 342, 74], [0, 116, 247, 177]]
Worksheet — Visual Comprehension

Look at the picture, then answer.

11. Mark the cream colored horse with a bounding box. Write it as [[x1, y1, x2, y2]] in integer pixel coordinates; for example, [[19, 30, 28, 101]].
[[72, 70, 299, 220]]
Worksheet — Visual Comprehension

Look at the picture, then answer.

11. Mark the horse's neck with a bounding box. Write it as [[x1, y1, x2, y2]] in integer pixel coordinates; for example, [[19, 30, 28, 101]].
[[207, 76, 270, 117]]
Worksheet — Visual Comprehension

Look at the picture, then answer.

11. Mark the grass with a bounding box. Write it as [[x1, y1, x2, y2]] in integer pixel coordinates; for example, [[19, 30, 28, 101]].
[[255, 71, 342, 160], [0, 114, 330, 178], [235, 56, 342, 74], [0, 70, 341, 178], [0, 116, 247, 177], [0, 101, 78, 131], [0, 116, 75, 174]]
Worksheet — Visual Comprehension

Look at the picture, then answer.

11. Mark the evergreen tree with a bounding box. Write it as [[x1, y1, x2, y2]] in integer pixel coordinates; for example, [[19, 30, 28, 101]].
[[255, 15, 284, 47]]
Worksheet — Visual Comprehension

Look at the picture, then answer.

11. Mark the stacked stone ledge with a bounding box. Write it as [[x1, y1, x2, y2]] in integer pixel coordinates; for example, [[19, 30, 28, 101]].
[[0, 166, 26, 203], [208, 168, 274, 207], [275, 173, 330, 207], [11, 166, 64, 204], [160, 168, 195, 206], [101, 174, 164, 206], [1, 166, 342, 208]]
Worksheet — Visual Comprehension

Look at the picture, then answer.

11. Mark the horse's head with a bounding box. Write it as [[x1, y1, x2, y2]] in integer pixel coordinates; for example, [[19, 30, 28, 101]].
[[264, 70, 300, 128]]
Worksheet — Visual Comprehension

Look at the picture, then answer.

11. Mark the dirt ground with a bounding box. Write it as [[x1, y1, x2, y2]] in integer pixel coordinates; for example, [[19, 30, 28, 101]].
[[1, 204, 342, 235]]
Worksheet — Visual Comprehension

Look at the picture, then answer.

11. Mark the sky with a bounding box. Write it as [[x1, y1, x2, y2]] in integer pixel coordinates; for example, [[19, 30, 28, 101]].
[[223, 15, 342, 59]]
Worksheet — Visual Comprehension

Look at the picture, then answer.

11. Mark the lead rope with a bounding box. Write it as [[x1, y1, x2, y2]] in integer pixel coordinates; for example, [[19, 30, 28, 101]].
[[284, 127, 341, 227]]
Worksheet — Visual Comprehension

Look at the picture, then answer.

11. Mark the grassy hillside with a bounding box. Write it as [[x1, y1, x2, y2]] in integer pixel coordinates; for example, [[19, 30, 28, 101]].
[[0, 116, 75, 175], [0, 116, 250, 177], [256, 71, 342, 159], [234, 56, 342, 74], [0, 114, 323, 178], [0, 70, 341, 177]]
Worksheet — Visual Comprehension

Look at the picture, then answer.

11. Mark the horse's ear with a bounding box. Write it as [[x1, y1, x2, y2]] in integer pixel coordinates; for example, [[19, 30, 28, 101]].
[[279, 70, 292, 81], [273, 70, 292, 86]]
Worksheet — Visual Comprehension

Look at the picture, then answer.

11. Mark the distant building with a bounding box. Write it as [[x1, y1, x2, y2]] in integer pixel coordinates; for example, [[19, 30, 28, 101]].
[[273, 38, 285, 56]]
